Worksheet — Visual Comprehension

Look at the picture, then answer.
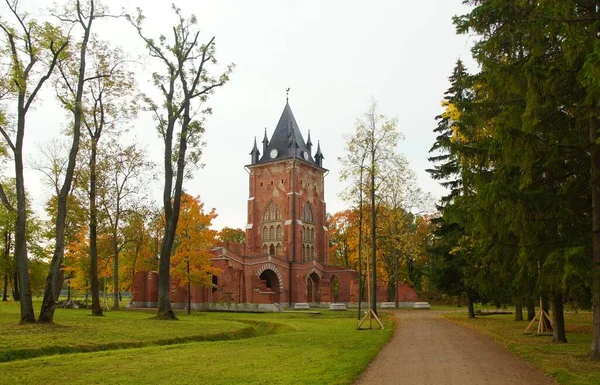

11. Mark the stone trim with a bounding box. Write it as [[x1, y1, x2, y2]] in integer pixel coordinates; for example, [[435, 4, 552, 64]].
[[256, 263, 284, 289]]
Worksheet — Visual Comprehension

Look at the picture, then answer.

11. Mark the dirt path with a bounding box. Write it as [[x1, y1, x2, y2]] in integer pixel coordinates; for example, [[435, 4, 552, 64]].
[[354, 310, 557, 385]]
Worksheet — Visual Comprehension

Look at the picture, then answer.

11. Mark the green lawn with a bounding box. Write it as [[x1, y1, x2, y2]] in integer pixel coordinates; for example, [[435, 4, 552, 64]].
[[444, 311, 600, 385], [0, 302, 394, 384]]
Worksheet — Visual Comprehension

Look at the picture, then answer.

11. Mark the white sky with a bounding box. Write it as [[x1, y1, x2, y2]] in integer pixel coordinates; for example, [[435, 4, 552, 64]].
[[5, 0, 477, 230]]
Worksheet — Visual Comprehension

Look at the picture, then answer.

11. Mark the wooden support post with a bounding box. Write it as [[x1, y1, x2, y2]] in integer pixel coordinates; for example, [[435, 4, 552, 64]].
[[524, 297, 553, 336]]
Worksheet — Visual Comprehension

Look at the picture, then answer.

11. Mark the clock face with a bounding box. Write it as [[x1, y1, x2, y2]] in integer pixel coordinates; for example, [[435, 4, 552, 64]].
[[302, 151, 309, 161], [270, 149, 278, 159]]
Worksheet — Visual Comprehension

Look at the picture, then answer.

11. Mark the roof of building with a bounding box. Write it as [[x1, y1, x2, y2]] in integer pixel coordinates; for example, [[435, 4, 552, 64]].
[[254, 102, 320, 166]]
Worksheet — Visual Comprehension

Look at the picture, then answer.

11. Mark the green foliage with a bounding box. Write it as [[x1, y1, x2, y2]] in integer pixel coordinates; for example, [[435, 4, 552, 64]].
[[217, 227, 246, 243]]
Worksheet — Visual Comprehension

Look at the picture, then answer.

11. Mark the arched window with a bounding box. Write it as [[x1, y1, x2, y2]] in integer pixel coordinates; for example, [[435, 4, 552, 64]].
[[276, 243, 282, 255], [269, 244, 275, 255], [262, 226, 268, 240], [269, 225, 275, 240], [276, 225, 282, 239], [263, 201, 282, 221], [262, 244, 268, 254], [302, 202, 314, 223], [302, 203, 315, 261]]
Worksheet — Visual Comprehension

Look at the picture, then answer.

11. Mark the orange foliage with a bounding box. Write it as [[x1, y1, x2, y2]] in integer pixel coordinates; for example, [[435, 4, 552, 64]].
[[63, 225, 111, 294], [171, 193, 221, 289]]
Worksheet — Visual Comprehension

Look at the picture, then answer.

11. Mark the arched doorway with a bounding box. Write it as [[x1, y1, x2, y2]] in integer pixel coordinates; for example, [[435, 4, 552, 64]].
[[259, 269, 280, 303], [306, 272, 321, 304], [330, 276, 340, 303]]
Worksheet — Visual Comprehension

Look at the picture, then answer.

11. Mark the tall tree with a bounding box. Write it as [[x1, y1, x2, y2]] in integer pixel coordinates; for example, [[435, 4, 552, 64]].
[[128, 5, 233, 319], [341, 100, 402, 315], [78, 40, 138, 314], [454, 0, 599, 344], [428, 60, 481, 317], [39, 0, 112, 323], [0, 0, 68, 322], [34, 138, 88, 300], [100, 142, 152, 310]]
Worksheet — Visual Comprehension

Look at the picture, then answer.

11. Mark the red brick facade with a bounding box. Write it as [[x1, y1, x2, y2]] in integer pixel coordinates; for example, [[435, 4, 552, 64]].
[[131, 103, 420, 309]]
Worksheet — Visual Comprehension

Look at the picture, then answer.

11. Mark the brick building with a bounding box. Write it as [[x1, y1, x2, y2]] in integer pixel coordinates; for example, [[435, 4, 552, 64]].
[[132, 101, 417, 310]]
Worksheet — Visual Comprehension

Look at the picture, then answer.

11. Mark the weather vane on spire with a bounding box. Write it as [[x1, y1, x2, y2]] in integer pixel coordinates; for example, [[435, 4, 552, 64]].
[[286, 87, 290, 103]]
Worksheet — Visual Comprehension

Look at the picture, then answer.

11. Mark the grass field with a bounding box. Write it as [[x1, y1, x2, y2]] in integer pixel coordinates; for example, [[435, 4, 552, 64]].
[[444, 311, 600, 385], [0, 302, 394, 384]]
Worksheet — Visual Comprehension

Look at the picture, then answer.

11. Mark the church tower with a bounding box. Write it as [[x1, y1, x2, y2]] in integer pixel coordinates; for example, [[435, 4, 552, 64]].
[[246, 102, 328, 264]]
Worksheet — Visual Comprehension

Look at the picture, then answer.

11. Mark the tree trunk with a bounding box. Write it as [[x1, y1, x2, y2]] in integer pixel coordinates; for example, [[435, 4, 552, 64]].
[[89, 138, 103, 316], [187, 260, 191, 316], [541, 293, 551, 319], [14, 105, 35, 323], [3, 230, 10, 301], [157, 220, 176, 319], [112, 237, 120, 310], [467, 292, 475, 319], [357, 173, 364, 321], [527, 297, 536, 321], [370, 147, 377, 315], [514, 301, 523, 321], [593, 267, 600, 359], [552, 292, 567, 343], [54, 269, 64, 301], [590, 113, 600, 357], [394, 254, 399, 308], [2, 274, 8, 301], [111, 202, 121, 311], [39, 7, 90, 323], [12, 271, 19, 301]]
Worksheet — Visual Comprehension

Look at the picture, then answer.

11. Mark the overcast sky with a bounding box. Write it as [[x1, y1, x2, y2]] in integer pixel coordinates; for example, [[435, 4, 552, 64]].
[[6, 1, 477, 230]]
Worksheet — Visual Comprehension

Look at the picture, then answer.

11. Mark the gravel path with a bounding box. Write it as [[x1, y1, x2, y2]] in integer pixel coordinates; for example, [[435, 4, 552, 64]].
[[354, 310, 557, 385]]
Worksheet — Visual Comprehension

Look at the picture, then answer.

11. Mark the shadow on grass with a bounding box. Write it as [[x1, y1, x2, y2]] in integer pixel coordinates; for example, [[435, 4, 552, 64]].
[[0, 319, 294, 364]]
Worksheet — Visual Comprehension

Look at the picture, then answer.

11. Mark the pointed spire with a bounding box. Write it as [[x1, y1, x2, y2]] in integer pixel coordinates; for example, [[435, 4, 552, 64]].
[[286, 87, 290, 104], [262, 128, 269, 154], [250, 136, 260, 164], [314, 140, 324, 167], [306, 130, 313, 155]]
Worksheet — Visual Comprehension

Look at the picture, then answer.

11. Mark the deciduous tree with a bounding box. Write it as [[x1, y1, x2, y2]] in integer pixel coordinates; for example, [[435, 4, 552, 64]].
[[128, 4, 233, 319], [171, 193, 219, 314], [217, 227, 245, 244], [0, 0, 68, 323]]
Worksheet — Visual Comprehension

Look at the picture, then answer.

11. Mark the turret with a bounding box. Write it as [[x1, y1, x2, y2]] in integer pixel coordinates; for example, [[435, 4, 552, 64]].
[[250, 137, 260, 164], [306, 130, 313, 156], [262, 128, 269, 155], [314, 141, 324, 167]]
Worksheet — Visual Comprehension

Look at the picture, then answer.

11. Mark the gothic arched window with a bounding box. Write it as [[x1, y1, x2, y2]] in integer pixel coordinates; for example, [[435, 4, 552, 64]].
[[263, 201, 282, 221], [302, 202, 316, 261], [262, 201, 282, 253], [302, 202, 314, 223]]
